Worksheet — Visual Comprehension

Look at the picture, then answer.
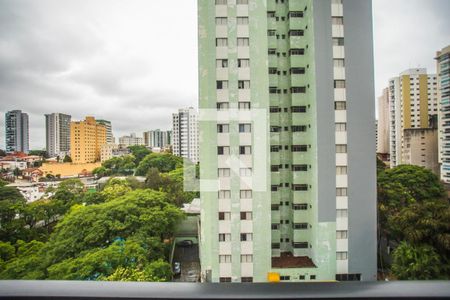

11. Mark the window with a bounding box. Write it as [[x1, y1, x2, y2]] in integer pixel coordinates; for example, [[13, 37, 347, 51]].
[[280, 276, 291, 281], [336, 274, 361, 281], [240, 168, 252, 177], [219, 277, 232, 282], [268, 48, 276, 55], [289, 11, 303, 18], [218, 190, 231, 199], [336, 188, 347, 197], [218, 168, 231, 177], [292, 145, 308, 152], [271, 165, 280, 172], [268, 30, 276, 36], [237, 0, 248, 4], [218, 146, 230, 155], [219, 255, 232, 263], [336, 166, 347, 175], [267, 11, 275, 18], [337, 210, 348, 221], [270, 126, 281, 132], [270, 145, 281, 152], [292, 106, 306, 113], [218, 212, 231, 220], [332, 17, 344, 25], [335, 123, 347, 131], [217, 102, 229, 110], [290, 67, 306, 74], [293, 223, 308, 229], [292, 125, 307, 132], [219, 233, 231, 242], [240, 190, 252, 199], [216, 17, 227, 25], [335, 101, 347, 110], [271, 242, 280, 248], [292, 164, 308, 171], [216, 59, 228, 68], [334, 80, 346, 88], [240, 212, 252, 220], [271, 224, 280, 230], [238, 102, 251, 110], [334, 59, 345, 67], [293, 184, 308, 191], [237, 38, 249, 46], [336, 144, 347, 153], [289, 30, 304, 36], [217, 80, 228, 89], [238, 80, 250, 89], [216, 38, 228, 47], [239, 146, 252, 155], [240, 255, 253, 263], [289, 48, 304, 55], [270, 106, 281, 112], [291, 86, 306, 93], [337, 230, 348, 239], [269, 68, 278, 75], [293, 242, 308, 248], [271, 185, 278, 192], [332, 38, 344, 46], [293, 203, 308, 210], [238, 59, 250, 68], [337, 251, 348, 260], [271, 204, 280, 211], [241, 277, 253, 282], [237, 17, 249, 25], [239, 123, 251, 133], [310, 275, 316, 280], [217, 124, 229, 133], [269, 86, 278, 94], [240, 233, 253, 241]]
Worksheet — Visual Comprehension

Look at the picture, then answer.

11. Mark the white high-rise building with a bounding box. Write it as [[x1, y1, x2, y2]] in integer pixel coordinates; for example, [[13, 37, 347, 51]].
[[96, 120, 114, 144], [389, 68, 438, 168], [143, 129, 172, 149], [5, 110, 29, 153], [45, 113, 71, 158], [172, 108, 199, 163], [437, 45, 450, 183], [118, 133, 144, 147], [377, 88, 390, 154]]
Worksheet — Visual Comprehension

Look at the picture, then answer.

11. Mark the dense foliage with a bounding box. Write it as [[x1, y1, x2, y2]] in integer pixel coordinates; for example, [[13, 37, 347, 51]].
[[0, 154, 190, 281], [377, 162, 450, 279]]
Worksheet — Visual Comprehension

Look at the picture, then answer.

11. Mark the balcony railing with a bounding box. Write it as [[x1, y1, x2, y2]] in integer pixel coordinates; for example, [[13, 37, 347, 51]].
[[0, 280, 450, 299]]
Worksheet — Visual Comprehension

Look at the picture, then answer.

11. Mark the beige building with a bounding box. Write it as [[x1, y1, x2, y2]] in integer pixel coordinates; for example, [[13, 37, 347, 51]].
[[377, 88, 390, 154], [70, 116, 107, 164], [403, 128, 439, 175]]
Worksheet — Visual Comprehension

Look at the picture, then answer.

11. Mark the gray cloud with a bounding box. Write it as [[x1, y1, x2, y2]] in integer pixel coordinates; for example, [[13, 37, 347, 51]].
[[0, 0, 448, 149]]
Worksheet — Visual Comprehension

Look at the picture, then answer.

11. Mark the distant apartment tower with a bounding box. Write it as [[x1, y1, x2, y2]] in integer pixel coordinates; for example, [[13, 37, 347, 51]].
[[70, 116, 107, 164], [45, 113, 71, 158], [118, 133, 144, 147], [377, 88, 390, 154], [403, 128, 439, 174], [172, 108, 199, 163], [5, 110, 29, 153], [389, 68, 438, 168], [96, 119, 114, 144], [143, 129, 172, 148], [437, 45, 450, 183], [198, 0, 376, 283]]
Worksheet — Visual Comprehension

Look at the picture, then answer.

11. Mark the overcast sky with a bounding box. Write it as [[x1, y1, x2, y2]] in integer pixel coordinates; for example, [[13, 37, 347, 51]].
[[0, 0, 449, 149]]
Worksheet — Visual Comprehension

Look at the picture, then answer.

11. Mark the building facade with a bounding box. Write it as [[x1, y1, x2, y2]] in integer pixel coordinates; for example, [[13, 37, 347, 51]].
[[377, 87, 390, 154], [45, 113, 71, 158], [96, 119, 114, 144], [143, 129, 172, 149], [70, 116, 107, 164], [403, 128, 439, 175], [389, 68, 438, 168], [172, 108, 199, 163], [118, 133, 144, 147], [100, 144, 131, 162], [5, 110, 29, 154], [437, 45, 450, 183], [198, 0, 376, 283]]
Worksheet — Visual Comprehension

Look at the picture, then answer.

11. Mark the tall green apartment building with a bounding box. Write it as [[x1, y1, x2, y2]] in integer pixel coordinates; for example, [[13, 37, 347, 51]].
[[198, 0, 376, 283]]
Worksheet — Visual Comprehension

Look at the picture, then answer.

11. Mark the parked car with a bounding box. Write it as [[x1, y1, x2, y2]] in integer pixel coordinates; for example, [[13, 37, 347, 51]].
[[176, 240, 193, 247], [173, 262, 181, 275]]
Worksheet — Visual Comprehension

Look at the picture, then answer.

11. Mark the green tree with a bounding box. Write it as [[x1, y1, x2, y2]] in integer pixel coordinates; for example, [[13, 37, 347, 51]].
[[28, 150, 48, 158], [101, 156, 136, 176], [392, 242, 443, 280], [102, 259, 172, 282], [63, 155, 72, 163], [0, 240, 46, 279], [128, 146, 151, 165], [0, 185, 27, 243], [0, 149, 6, 157], [100, 178, 132, 200], [135, 153, 183, 176], [93, 166, 111, 178]]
